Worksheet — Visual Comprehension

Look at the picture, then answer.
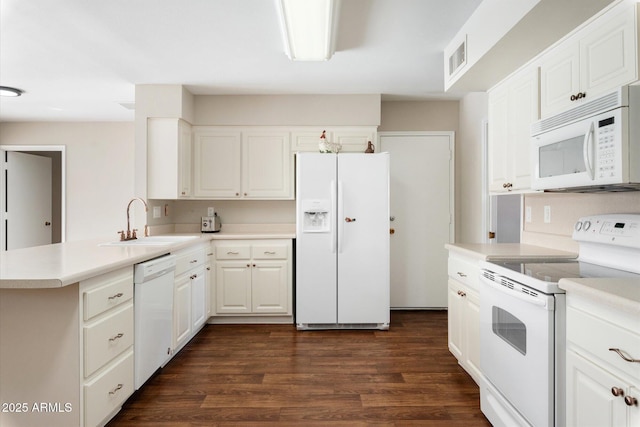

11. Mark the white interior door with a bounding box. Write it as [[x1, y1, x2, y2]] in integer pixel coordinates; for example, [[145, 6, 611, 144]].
[[379, 133, 454, 308], [3, 151, 52, 250]]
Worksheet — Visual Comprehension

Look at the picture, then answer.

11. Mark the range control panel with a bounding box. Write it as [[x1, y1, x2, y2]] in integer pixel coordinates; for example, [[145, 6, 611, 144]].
[[573, 214, 640, 248]]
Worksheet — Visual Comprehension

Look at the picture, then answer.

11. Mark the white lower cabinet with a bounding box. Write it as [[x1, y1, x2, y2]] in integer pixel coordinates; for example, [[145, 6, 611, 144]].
[[213, 239, 292, 320], [172, 243, 208, 353], [81, 267, 135, 427], [447, 251, 483, 385], [566, 297, 640, 427]]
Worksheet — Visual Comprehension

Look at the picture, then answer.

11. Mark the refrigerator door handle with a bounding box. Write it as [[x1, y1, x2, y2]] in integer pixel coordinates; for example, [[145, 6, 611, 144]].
[[331, 180, 337, 254], [337, 180, 344, 253]]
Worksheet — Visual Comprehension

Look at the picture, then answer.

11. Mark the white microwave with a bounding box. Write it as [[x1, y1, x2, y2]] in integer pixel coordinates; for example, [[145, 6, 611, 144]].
[[531, 87, 640, 192]]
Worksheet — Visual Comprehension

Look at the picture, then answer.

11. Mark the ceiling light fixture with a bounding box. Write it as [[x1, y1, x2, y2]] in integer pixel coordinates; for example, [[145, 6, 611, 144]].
[[276, 0, 340, 61], [0, 86, 23, 97]]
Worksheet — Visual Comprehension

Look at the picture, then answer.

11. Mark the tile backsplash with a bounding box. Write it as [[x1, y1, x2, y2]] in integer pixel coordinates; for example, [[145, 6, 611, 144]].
[[522, 192, 640, 252]]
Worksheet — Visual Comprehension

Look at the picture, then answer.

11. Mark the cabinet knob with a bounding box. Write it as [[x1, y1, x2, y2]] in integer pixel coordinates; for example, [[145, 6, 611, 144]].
[[457, 290, 466, 297], [345, 217, 356, 222], [570, 92, 586, 101], [244, 193, 247, 196], [625, 396, 638, 406], [457, 272, 467, 278], [390, 228, 395, 235], [611, 386, 625, 397]]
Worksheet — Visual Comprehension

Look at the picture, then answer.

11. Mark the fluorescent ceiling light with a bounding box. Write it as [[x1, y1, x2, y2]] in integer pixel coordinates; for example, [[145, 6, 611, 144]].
[[0, 86, 23, 97], [277, 0, 340, 61]]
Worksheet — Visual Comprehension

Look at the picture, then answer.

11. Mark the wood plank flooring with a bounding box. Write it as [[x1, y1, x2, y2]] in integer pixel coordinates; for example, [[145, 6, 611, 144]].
[[107, 310, 491, 426]]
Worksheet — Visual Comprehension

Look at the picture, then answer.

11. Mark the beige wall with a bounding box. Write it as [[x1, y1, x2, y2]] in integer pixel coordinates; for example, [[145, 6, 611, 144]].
[[194, 94, 381, 126], [0, 122, 136, 241], [522, 192, 640, 252], [379, 100, 459, 132]]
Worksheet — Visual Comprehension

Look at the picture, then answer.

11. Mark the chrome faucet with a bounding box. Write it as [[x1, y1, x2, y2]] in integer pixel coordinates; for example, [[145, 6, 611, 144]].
[[120, 197, 149, 241]]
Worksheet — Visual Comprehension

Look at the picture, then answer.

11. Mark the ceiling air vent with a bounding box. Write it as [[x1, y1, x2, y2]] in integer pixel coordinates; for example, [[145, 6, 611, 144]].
[[448, 37, 466, 77]]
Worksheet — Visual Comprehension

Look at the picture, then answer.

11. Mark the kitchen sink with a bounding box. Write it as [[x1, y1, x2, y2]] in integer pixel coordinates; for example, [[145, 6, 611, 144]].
[[99, 235, 199, 246]]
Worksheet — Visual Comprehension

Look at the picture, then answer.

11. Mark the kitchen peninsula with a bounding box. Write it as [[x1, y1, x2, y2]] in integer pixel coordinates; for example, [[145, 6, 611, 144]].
[[0, 224, 294, 427]]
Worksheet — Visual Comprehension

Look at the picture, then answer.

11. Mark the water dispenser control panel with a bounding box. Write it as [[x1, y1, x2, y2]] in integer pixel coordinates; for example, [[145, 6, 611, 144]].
[[301, 199, 330, 233]]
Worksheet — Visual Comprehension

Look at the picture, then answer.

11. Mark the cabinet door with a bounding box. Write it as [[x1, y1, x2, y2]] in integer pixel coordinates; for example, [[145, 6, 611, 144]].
[[190, 268, 206, 330], [174, 275, 191, 349], [487, 86, 510, 192], [580, 7, 637, 101], [540, 43, 581, 118], [251, 261, 289, 314], [566, 350, 628, 427], [509, 68, 538, 191], [333, 129, 377, 153], [447, 279, 464, 360], [148, 118, 192, 199], [193, 129, 242, 198], [242, 131, 292, 199], [463, 287, 482, 384], [216, 261, 252, 314], [292, 129, 328, 152], [178, 119, 192, 197]]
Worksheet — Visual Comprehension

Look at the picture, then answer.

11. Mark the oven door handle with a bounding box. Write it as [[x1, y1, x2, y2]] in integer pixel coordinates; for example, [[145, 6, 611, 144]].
[[479, 275, 553, 309]]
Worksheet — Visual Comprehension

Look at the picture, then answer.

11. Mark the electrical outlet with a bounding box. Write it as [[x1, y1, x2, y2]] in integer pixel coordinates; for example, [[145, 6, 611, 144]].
[[153, 206, 161, 219], [544, 205, 551, 223], [525, 206, 532, 223], [207, 207, 214, 217]]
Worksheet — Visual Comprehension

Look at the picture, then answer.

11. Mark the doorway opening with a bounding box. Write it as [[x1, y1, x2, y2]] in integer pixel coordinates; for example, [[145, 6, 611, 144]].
[[0, 145, 66, 251]]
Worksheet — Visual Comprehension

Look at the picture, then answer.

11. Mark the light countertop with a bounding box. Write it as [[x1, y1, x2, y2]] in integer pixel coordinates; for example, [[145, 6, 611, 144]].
[[0, 224, 295, 289], [445, 243, 578, 261], [559, 277, 640, 316]]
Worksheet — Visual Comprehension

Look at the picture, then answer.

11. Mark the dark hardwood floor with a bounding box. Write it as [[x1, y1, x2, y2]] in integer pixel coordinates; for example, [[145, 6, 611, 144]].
[[107, 310, 491, 426]]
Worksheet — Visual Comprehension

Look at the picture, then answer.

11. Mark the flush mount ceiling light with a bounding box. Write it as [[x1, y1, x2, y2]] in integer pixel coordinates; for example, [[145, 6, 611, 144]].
[[0, 86, 23, 97], [276, 0, 340, 61]]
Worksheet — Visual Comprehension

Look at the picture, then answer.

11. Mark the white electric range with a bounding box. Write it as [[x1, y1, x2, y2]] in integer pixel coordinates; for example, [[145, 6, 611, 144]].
[[478, 214, 640, 427]]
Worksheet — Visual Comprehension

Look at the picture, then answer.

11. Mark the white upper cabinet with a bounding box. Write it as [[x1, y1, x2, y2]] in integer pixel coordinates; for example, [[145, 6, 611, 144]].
[[147, 118, 192, 199], [193, 129, 242, 198], [488, 66, 539, 193], [193, 127, 293, 200], [242, 131, 292, 199], [291, 127, 377, 153], [540, 4, 638, 118]]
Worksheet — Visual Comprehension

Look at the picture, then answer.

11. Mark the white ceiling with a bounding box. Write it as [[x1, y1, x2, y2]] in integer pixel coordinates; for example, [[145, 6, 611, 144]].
[[0, 0, 483, 122]]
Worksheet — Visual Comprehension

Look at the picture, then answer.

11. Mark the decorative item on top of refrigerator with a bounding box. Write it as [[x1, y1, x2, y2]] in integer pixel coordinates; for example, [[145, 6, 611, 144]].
[[301, 200, 331, 233]]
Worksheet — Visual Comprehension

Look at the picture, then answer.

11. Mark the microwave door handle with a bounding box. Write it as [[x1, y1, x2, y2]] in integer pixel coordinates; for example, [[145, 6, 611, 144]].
[[583, 122, 595, 180]]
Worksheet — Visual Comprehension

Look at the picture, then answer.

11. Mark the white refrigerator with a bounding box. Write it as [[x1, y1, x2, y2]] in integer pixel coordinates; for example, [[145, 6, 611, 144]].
[[295, 152, 390, 330]]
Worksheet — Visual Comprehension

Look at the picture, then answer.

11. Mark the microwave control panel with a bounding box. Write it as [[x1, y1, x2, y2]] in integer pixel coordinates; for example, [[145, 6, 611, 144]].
[[596, 115, 620, 179]]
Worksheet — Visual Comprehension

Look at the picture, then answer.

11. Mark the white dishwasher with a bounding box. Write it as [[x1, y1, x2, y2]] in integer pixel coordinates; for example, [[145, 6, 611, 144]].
[[134, 254, 176, 389]]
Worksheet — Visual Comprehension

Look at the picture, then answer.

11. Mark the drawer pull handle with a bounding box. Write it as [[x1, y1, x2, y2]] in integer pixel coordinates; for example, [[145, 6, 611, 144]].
[[227, 251, 239, 255], [457, 290, 466, 297], [625, 396, 638, 406], [264, 251, 276, 255], [109, 333, 124, 342], [190, 259, 198, 263], [109, 384, 123, 395], [108, 293, 124, 300], [456, 272, 467, 278], [612, 386, 625, 397], [609, 348, 640, 363]]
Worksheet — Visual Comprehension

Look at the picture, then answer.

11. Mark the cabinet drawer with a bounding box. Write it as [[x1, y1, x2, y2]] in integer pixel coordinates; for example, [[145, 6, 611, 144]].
[[215, 244, 251, 260], [252, 244, 288, 260], [83, 268, 133, 320], [175, 246, 207, 276], [448, 255, 479, 288], [567, 306, 640, 381], [84, 350, 134, 427], [84, 303, 134, 377]]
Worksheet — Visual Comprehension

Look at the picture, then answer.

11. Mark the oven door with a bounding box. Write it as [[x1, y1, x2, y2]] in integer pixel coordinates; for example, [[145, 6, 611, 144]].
[[479, 274, 556, 427]]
